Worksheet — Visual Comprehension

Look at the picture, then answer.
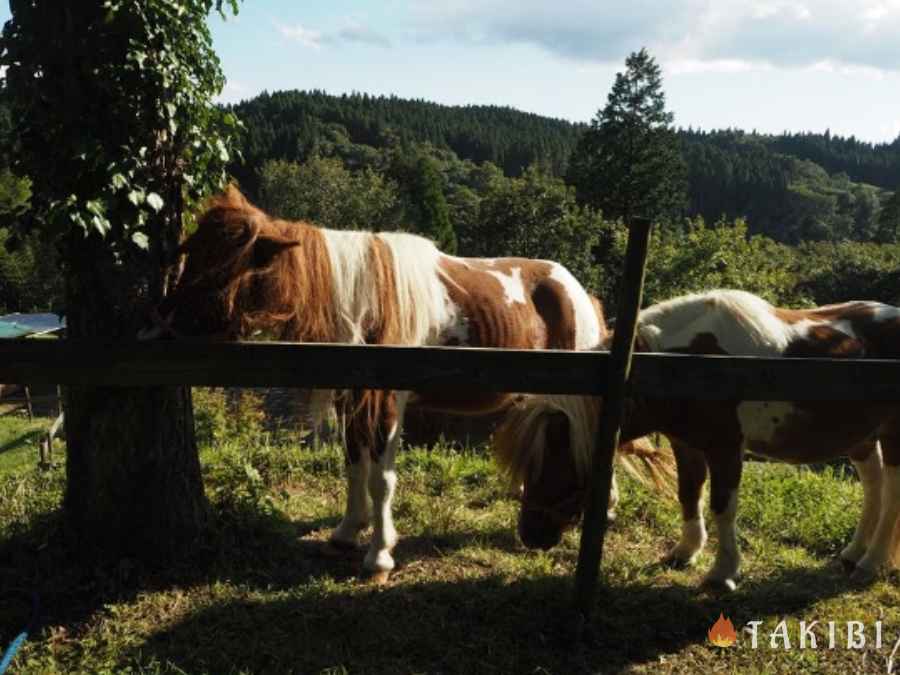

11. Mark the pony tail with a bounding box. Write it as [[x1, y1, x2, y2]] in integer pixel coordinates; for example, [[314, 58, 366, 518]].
[[617, 437, 677, 497]]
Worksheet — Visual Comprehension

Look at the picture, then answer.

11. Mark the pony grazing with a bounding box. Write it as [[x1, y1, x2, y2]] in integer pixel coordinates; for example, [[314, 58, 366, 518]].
[[145, 185, 652, 581], [495, 289, 900, 590]]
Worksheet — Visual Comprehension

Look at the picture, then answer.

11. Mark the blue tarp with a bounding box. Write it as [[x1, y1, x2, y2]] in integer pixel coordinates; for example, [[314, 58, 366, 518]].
[[0, 313, 65, 339]]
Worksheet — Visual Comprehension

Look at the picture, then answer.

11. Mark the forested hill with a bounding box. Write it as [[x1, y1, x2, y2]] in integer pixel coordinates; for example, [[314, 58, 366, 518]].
[[229, 89, 900, 187], [226, 89, 900, 244], [230, 90, 584, 180]]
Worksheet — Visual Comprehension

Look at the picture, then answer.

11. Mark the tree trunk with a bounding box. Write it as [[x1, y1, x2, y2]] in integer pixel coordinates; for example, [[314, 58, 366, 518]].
[[62, 235, 207, 563]]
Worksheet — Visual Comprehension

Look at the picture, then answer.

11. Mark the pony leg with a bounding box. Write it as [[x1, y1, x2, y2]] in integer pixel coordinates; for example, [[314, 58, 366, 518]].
[[664, 441, 709, 568], [607, 471, 619, 522], [853, 432, 900, 583], [703, 446, 743, 591], [364, 391, 409, 579], [840, 438, 883, 568], [328, 407, 372, 551]]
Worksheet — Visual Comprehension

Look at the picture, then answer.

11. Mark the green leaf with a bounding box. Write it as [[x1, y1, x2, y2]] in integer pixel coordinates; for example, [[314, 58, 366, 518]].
[[215, 138, 230, 162], [127, 189, 146, 206], [86, 199, 106, 217], [146, 192, 164, 212], [131, 232, 149, 249], [92, 214, 111, 235], [111, 173, 129, 190]]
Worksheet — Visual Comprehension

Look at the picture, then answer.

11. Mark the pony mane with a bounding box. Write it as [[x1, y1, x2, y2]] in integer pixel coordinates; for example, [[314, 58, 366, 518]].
[[493, 395, 600, 486], [493, 394, 675, 494], [189, 185, 336, 341]]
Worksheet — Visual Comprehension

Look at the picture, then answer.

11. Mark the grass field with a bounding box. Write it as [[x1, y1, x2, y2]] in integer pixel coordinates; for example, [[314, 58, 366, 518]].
[[2, 395, 900, 674]]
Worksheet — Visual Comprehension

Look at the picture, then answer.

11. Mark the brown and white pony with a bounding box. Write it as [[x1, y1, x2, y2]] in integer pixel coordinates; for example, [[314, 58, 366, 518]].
[[495, 289, 900, 590], [144, 186, 667, 580]]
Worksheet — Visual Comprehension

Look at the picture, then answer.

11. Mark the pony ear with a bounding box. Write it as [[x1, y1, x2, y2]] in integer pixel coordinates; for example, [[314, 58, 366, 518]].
[[254, 233, 301, 268]]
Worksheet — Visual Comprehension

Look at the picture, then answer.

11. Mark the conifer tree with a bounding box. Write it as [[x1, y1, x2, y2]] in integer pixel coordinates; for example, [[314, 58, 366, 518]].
[[567, 48, 686, 224]]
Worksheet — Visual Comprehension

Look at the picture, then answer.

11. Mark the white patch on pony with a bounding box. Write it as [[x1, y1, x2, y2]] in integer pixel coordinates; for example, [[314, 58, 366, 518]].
[[855, 463, 900, 578], [706, 489, 740, 590], [637, 289, 796, 356], [331, 460, 371, 546], [549, 263, 603, 349], [377, 232, 454, 345], [842, 443, 883, 564], [321, 230, 380, 343], [828, 319, 858, 338], [488, 267, 527, 306], [364, 391, 410, 574], [736, 400, 797, 447], [669, 517, 708, 564], [441, 299, 470, 345], [321, 229, 453, 346], [869, 303, 900, 322]]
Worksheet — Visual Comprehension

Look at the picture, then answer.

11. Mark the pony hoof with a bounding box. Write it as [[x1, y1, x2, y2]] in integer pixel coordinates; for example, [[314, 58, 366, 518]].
[[362, 569, 392, 586], [662, 554, 692, 570], [322, 540, 362, 558], [702, 576, 738, 593]]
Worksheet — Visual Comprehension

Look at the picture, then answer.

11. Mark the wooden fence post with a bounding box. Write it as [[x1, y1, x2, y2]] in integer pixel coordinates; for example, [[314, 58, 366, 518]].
[[24, 385, 33, 421], [572, 217, 653, 637]]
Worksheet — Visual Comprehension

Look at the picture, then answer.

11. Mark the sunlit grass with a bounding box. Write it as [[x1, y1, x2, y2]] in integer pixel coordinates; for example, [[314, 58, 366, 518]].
[[1, 400, 898, 674]]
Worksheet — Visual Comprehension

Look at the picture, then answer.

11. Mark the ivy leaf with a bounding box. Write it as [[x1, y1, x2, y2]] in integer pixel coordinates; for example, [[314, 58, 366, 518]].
[[111, 173, 129, 191], [146, 192, 164, 212], [215, 138, 229, 162], [92, 214, 111, 235], [70, 211, 88, 232], [86, 199, 106, 217], [131, 232, 149, 249], [127, 189, 146, 206]]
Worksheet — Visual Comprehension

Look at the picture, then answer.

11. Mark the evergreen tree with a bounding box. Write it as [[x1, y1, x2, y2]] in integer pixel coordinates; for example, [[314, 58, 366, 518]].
[[409, 155, 456, 253], [567, 48, 686, 224], [876, 188, 900, 243]]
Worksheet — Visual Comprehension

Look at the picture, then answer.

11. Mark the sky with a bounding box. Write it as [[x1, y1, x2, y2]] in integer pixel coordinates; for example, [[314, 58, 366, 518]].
[[3, 1, 900, 143]]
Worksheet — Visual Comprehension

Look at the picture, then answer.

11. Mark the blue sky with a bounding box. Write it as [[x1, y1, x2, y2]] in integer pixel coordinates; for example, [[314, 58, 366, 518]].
[[4, 2, 900, 143]]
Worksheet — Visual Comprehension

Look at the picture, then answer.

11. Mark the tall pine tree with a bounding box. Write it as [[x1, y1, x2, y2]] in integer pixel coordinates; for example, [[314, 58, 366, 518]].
[[567, 48, 686, 225]]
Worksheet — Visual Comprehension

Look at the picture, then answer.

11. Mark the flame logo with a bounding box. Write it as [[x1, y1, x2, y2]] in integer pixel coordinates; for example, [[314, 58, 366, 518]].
[[708, 613, 737, 647]]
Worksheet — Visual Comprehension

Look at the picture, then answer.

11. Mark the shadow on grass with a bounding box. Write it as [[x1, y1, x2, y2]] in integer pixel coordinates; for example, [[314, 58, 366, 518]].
[[0, 506, 861, 675], [129, 564, 854, 674], [0, 429, 43, 455]]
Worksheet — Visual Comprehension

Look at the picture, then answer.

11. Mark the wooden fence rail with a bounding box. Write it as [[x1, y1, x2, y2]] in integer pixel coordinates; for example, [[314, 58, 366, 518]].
[[2, 338, 900, 401]]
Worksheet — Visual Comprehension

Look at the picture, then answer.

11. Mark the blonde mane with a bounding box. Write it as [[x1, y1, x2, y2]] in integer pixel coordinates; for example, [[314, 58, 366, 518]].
[[493, 394, 673, 492]]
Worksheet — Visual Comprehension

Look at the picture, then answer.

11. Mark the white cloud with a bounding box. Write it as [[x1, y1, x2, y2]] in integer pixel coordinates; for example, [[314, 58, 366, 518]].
[[277, 23, 323, 49], [666, 59, 773, 75], [215, 79, 251, 104], [408, 0, 900, 73], [276, 20, 392, 50], [335, 23, 393, 48]]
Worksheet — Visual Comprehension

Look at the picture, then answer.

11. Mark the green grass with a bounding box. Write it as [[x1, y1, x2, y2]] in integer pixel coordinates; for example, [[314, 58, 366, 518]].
[[0, 413, 53, 475], [1, 405, 899, 674]]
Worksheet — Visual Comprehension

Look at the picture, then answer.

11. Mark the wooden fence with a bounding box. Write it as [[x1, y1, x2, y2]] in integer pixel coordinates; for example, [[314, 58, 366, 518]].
[[3, 338, 900, 401]]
